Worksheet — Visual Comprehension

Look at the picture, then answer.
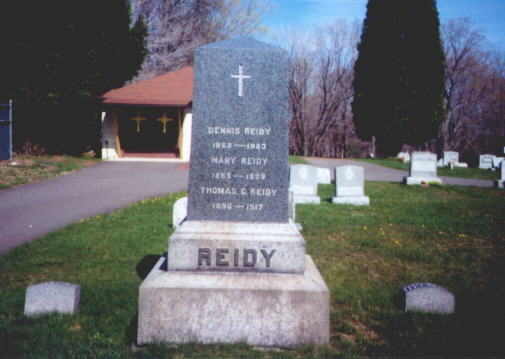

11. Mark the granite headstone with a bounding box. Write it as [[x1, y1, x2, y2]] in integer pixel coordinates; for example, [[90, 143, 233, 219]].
[[138, 37, 329, 348], [443, 151, 459, 166], [493, 156, 504, 169], [289, 164, 321, 204], [316, 167, 331, 184], [187, 37, 289, 223], [172, 197, 187, 229], [401, 283, 455, 314], [397, 152, 410, 163], [332, 165, 369, 206], [404, 152, 442, 185], [479, 154, 495, 169], [24, 282, 80, 316]]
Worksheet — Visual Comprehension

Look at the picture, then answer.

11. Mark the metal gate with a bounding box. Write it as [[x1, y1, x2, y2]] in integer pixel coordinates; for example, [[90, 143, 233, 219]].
[[0, 101, 12, 160]]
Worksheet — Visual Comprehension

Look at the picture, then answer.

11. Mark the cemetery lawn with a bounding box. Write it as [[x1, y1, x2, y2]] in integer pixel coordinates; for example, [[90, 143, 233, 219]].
[[1, 185, 504, 358], [0, 155, 98, 190], [288, 156, 309, 164], [357, 158, 498, 180]]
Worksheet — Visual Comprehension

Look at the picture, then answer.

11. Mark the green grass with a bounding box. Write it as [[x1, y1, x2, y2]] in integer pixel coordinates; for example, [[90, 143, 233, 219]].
[[357, 157, 498, 180], [1, 185, 504, 358], [288, 156, 309, 164], [0, 155, 98, 190]]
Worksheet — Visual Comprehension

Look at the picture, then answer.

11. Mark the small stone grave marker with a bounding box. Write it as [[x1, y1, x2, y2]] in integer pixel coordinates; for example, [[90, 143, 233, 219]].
[[397, 152, 410, 163], [316, 167, 331, 184], [172, 197, 188, 229], [443, 151, 459, 166], [289, 164, 321, 204], [332, 165, 369, 206], [24, 282, 80, 316], [401, 283, 455, 314], [479, 154, 495, 169], [404, 152, 442, 185]]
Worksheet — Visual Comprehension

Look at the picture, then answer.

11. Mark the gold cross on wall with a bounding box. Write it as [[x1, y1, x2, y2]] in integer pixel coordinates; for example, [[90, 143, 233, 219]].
[[131, 113, 147, 133], [157, 113, 173, 133]]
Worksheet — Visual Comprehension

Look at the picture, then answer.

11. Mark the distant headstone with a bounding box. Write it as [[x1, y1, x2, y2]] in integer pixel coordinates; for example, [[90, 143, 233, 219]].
[[24, 282, 80, 316], [495, 161, 504, 189], [443, 151, 459, 166], [316, 167, 331, 184], [401, 283, 455, 314], [404, 152, 442, 185], [436, 158, 444, 167], [493, 156, 504, 169], [289, 164, 321, 204], [479, 154, 495, 169], [397, 152, 410, 163], [332, 166, 369, 206], [138, 37, 329, 348], [172, 197, 188, 229]]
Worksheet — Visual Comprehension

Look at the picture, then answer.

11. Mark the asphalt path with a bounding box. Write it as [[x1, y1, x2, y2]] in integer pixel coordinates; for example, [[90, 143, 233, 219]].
[[0, 161, 188, 254], [304, 157, 494, 187]]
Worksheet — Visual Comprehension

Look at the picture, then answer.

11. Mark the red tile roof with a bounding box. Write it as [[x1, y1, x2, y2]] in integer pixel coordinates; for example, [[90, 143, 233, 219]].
[[102, 66, 193, 106]]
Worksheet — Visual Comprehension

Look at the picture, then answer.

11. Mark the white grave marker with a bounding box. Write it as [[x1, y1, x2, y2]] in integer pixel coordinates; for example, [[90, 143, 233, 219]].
[[404, 152, 442, 185], [479, 154, 495, 169], [332, 166, 369, 206], [289, 164, 321, 204]]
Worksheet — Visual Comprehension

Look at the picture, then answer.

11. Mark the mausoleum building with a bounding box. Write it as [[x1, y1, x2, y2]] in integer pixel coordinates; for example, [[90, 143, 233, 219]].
[[101, 66, 193, 160]]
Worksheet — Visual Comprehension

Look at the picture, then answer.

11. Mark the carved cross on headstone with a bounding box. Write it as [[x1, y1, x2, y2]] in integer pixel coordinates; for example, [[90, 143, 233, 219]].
[[131, 113, 147, 133], [231, 65, 251, 97]]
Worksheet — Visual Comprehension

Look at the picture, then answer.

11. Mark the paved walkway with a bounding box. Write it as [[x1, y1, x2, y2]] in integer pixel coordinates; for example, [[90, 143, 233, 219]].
[[304, 157, 494, 187], [0, 161, 188, 254]]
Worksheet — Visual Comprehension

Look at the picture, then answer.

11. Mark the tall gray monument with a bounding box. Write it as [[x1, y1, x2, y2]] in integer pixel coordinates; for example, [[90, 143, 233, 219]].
[[138, 37, 329, 348]]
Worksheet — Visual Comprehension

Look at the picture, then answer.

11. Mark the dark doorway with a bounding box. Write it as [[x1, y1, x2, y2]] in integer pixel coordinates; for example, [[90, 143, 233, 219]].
[[118, 108, 179, 157]]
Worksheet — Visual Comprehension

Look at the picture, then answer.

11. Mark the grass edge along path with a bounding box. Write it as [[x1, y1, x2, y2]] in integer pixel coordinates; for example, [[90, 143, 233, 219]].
[[357, 157, 498, 181], [0, 155, 99, 190], [0, 184, 504, 358]]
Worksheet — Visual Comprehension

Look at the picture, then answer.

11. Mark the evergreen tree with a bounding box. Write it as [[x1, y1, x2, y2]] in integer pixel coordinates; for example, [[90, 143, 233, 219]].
[[352, 0, 446, 156], [0, 0, 147, 153]]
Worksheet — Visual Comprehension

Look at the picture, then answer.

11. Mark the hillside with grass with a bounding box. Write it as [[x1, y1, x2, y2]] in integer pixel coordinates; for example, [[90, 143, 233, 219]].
[[0, 183, 504, 358]]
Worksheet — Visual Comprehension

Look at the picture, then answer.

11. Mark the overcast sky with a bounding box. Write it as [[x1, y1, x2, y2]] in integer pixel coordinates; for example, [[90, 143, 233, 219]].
[[262, 0, 505, 49]]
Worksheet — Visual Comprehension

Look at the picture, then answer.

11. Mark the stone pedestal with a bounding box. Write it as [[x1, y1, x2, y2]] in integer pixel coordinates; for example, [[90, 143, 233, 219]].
[[332, 196, 369, 206], [495, 179, 504, 189], [168, 220, 306, 274], [138, 255, 329, 348], [292, 194, 321, 204], [404, 177, 443, 185]]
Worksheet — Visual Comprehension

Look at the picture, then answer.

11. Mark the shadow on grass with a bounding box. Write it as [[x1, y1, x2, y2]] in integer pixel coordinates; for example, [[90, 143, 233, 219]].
[[126, 312, 139, 346]]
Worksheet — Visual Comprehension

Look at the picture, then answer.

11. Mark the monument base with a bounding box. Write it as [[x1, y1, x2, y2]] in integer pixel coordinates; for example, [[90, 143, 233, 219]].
[[168, 220, 306, 274], [293, 195, 321, 204], [495, 179, 504, 188], [138, 255, 330, 348], [332, 196, 370, 206], [404, 177, 443, 185]]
